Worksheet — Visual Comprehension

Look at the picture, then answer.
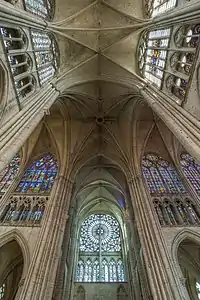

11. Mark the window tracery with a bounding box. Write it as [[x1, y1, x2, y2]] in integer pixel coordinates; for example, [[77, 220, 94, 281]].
[[139, 28, 171, 88], [153, 197, 200, 226], [16, 153, 58, 193], [31, 31, 58, 86], [166, 75, 188, 102], [76, 214, 126, 283], [23, 0, 54, 20], [175, 24, 200, 48], [142, 153, 185, 194], [0, 27, 35, 99], [0, 153, 20, 193], [180, 153, 200, 194]]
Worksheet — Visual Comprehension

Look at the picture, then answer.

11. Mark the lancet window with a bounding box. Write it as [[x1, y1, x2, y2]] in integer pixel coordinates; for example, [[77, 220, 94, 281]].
[[0, 153, 20, 193], [31, 31, 58, 86], [23, 0, 54, 20], [0, 27, 35, 98], [153, 197, 200, 226], [139, 28, 171, 88], [142, 153, 185, 194], [16, 153, 58, 193], [76, 214, 126, 283], [180, 153, 200, 194]]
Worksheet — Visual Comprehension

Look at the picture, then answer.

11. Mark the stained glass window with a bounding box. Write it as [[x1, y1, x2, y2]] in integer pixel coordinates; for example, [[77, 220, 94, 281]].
[[16, 153, 58, 193], [142, 153, 185, 194], [23, 0, 54, 20], [0, 153, 20, 193], [152, 0, 177, 17], [139, 28, 171, 88], [31, 31, 58, 86], [180, 153, 200, 194], [0, 27, 35, 99], [76, 214, 126, 283], [175, 25, 200, 49], [0, 283, 5, 300]]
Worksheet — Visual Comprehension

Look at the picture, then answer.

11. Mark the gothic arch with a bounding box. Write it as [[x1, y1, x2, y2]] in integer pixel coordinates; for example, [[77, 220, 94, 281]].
[[0, 229, 30, 278], [172, 229, 200, 278]]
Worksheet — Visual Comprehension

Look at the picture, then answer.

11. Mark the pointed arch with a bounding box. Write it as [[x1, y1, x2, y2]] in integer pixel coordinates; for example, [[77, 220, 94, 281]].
[[76, 285, 85, 300], [142, 153, 185, 194], [0, 229, 30, 278], [15, 153, 58, 193], [180, 153, 200, 194]]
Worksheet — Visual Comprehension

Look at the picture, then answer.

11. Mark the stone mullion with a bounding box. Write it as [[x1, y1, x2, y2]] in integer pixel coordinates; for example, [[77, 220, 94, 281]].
[[128, 173, 184, 300], [0, 84, 59, 172], [18, 176, 73, 300], [141, 87, 200, 162], [0, 0, 46, 30]]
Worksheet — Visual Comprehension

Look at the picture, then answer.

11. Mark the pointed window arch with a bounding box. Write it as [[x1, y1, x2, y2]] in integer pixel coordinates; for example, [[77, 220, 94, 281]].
[[16, 153, 58, 193], [76, 285, 85, 300], [76, 214, 126, 283], [0, 153, 20, 193], [180, 153, 200, 194], [142, 153, 185, 194]]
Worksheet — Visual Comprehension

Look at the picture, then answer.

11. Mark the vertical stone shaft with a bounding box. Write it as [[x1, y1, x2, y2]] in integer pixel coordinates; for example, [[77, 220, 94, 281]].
[[141, 87, 200, 162], [18, 176, 73, 300], [128, 172, 184, 300]]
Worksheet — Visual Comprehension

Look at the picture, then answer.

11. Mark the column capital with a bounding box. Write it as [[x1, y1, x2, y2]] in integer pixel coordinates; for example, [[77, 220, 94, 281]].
[[127, 172, 143, 183]]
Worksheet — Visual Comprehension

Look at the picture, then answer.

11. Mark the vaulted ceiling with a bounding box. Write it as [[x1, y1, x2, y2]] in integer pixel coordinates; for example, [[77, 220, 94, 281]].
[[27, 0, 180, 212]]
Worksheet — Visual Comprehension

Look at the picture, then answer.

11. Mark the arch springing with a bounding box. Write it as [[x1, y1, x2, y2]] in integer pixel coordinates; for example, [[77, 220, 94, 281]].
[[180, 153, 200, 194], [0, 153, 20, 193], [76, 214, 126, 283], [142, 153, 185, 194], [16, 153, 58, 193]]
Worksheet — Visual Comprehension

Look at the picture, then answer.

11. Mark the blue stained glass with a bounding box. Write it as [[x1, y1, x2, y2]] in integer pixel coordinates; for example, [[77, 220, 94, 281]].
[[16, 153, 58, 193], [142, 153, 185, 194], [180, 153, 200, 193], [0, 154, 20, 193]]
